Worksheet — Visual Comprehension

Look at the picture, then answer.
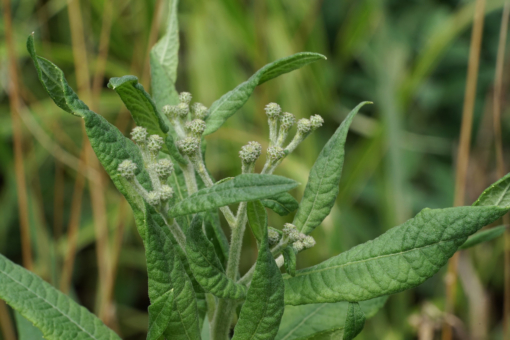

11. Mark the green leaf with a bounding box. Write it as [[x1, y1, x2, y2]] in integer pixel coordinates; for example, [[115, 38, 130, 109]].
[[474, 173, 510, 207], [203, 211, 230, 267], [169, 174, 299, 217], [283, 246, 297, 277], [150, 0, 180, 111], [147, 289, 174, 340], [0, 254, 120, 340], [284, 206, 508, 305], [293, 102, 371, 235], [247, 200, 268, 243], [107, 75, 169, 137], [275, 297, 387, 340], [15, 311, 44, 340], [459, 225, 506, 250], [232, 223, 284, 340], [186, 213, 247, 299], [145, 204, 201, 340], [343, 302, 365, 340], [261, 192, 299, 216], [204, 52, 326, 135]]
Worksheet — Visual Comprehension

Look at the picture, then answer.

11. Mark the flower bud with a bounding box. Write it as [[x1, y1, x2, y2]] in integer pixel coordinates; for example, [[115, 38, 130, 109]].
[[118, 160, 137, 179], [178, 136, 200, 156], [192, 103, 208, 119], [131, 126, 148, 144], [283, 223, 297, 235], [239, 141, 262, 164], [265, 102, 281, 120], [185, 119, 206, 137], [146, 191, 161, 206], [267, 146, 285, 161], [179, 92, 192, 104], [175, 102, 190, 118], [297, 118, 312, 134], [288, 230, 301, 242], [268, 227, 281, 246], [292, 240, 305, 252], [160, 185, 174, 201], [310, 115, 324, 130], [147, 135, 164, 154], [280, 112, 295, 131], [155, 159, 174, 180], [162, 105, 177, 117], [302, 235, 316, 249]]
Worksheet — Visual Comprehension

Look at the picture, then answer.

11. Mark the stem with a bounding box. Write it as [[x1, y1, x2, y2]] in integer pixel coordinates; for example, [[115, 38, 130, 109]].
[[182, 160, 198, 194], [268, 118, 278, 146], [162, 216, 186, 252]]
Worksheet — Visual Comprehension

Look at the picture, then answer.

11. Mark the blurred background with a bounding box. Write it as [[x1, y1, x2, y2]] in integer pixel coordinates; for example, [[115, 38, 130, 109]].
[[2, 0, 510, 339]]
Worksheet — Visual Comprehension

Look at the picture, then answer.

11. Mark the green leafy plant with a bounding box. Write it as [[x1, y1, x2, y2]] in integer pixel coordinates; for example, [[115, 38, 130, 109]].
[[2, 2, 509, 339]]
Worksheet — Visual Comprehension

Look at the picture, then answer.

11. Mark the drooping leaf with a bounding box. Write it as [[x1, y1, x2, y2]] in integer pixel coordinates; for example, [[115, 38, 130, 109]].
[[186, 214, 247, 299], [203, 211, 230, 268], [150, 0, 180, 111], [147, 289, 174, 340], [107, 75, 169, 137], [145, 204, 201, 340], [284, 206, 508, 305], [459, 225, 506, 250], [474, 172, 510, 207], [275, 297, 387, 340], [169, 174, 299, 217], [293, 102, 371, 235], [247, 200, 268, 243], [283, 246, 297, 277], [232, 222, 285, 340], [15, 311, 44, 340], [0, 254, 120, 340], [343, 302, 365, 340], [261, 192, 299, 216], [204, 52, 326, 135]]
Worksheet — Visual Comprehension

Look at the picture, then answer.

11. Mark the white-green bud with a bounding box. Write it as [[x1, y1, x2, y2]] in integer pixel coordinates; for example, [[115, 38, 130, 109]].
[[280, 112, 295, 131], [267, 146, 285, 161], [162, 105, 176, 117], [303, 235, 316, 249], [292, 240, 305, 252], [239, 141, 262, 164], [155, 159, 174, 180], [265, 102, 281, 120], [131, 126, 148, 144], [147, 135, 164, 153], [268, 227, 281, 246], [175, 102, 190, 118], [118, 160, 137, 179], [310, 115, 324, 130], [179, 92, 192, 104], [192, 103, 208, 119], [288, 230, 301, 242], [185, 119, 206, 137], [297, 118, 312, 134], [146, 191, 161, 206], [283, 223, 297, 235], [160, 185, 174, 201], [178, 137, 200, 156]]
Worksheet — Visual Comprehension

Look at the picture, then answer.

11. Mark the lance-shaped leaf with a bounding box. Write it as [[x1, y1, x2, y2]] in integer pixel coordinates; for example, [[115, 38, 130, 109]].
[[474, 172, 510, 207], [204, 211, 230, 267], [459, 225, 506, 250], [275, 297, 387, 340], [145, 204, 201, 340], [283, 246, 297, 277], [232, 222, 284, 340], [169, 174, 299, 217], [150, 0, 180, 111], [247, 200, 268, 243], [284, 206, 508, 305], [107, 75, 169, 136], [147, 290, 174, 340], [293, 102, 371, 235], [0, 254, 120, 340], [204, 52, 326, 135], [261, 192, 299, 216], [186, 214, 247, 299], [343, 302, 365, 340]]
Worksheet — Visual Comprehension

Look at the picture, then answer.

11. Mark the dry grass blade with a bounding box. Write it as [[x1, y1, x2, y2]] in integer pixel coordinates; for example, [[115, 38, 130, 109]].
[[141, 0, 164, 88], [0, 300, 15, 340]]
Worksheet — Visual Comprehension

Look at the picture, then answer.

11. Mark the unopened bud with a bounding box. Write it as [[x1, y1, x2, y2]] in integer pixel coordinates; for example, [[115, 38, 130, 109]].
[[268, 227, 281, 246], [179, 92, 192, 104], [280, 112, 296, 131], [239, 141, 262, 164], [147, 135, 164, 153], [175, 102, 190, 118], [302, 235, 316, 249], [297, 118, 312, 134], [283, 223, 297, 235], [288, 230, 301, 242], [155, 159, 174, 180], [160, 185, 174, 201], [265, 102, 281, 120], [131, 126, 148, 144], [178, 137, 200, 156], [162, 105, 176, 117], [146, 191, 161, 206], [292, 240, 305, 252], [267, 146, 285, 161], [310, 115, 324, 130], [118, 160, 137, 179], [192, 103, 208, 119], [185, 119, 206, 137]]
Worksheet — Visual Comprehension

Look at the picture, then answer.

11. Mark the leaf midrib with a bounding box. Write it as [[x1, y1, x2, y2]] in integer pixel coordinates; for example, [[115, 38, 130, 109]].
[[280, 304, 327, 340], [494, 182, 510, 206]]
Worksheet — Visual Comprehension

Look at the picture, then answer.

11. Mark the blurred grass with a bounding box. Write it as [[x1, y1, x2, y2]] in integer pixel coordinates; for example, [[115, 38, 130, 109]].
[[2, 0, 510, 339]]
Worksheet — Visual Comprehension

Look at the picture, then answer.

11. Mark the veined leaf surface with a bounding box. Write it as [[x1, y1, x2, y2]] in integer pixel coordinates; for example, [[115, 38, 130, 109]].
[[343, 302, 365, 340], [474, 172, 510, 207], [261, 192, 299, 216], [247, 200, 268, 243]]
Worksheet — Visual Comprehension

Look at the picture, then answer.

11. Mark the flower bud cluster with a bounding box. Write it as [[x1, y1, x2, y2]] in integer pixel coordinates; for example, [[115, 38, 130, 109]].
[[118, 160, 137, 179], [147, 135, 164, 155], [239, 141, 262, 164], [192, 103, 208, 120], [265, 103, 282, 120], [282, 223, 315, 252], [267, 146, 285, 161], [185, 119, 206, 137], [178, 136, 200, 156], [268, 227, 281, 246]]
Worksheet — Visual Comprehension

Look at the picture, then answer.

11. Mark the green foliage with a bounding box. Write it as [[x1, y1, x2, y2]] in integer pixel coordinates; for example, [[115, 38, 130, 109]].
[[283, 246, 297, 277], [343, 302, 365, 340], [15, 311, 44, 340], [261, 193, 299, 216], [459, 225, 506, 250], [247, 200, 268, 243]]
